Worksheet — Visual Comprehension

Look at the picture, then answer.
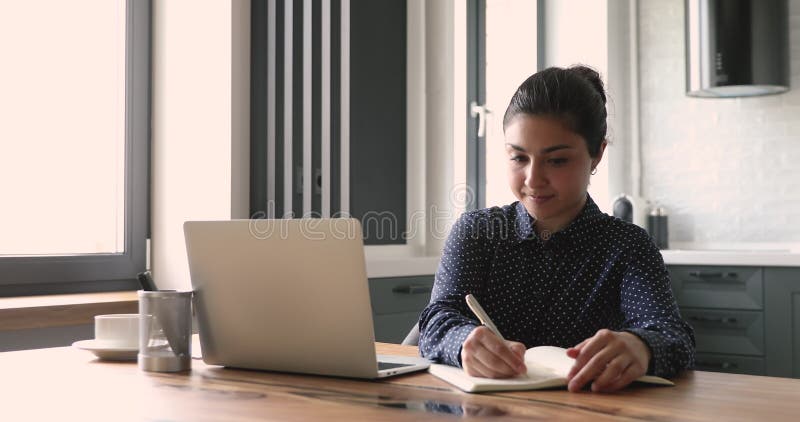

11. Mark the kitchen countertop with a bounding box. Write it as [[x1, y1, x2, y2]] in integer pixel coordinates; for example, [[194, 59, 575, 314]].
[[366, 256, 440, 278], [365, 242, 800, 278], [659, 242, 800, 267]]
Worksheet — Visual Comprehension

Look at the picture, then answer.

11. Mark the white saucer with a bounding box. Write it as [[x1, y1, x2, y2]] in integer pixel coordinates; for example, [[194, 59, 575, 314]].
[[72, 339, 138, 361]]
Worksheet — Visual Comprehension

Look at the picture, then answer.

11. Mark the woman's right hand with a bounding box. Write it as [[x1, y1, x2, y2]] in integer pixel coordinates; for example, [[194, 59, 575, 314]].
[[461, 326, 527, 378]]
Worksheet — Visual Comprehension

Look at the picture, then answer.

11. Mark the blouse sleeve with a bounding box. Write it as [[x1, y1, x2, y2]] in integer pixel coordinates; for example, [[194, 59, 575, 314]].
[[619, 232, 696, 377], [418, 212, 494, 367]]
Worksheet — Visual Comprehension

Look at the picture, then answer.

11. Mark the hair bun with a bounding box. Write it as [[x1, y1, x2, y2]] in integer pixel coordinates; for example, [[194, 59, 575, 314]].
[[502, 65, 608, 157], [569, 65, 606, 105]]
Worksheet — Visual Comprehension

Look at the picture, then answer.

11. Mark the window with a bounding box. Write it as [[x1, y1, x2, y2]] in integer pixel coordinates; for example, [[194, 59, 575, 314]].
[[466, 0, 540, 210], [0, 0, 149, 295], [466, 0, 611, 212]]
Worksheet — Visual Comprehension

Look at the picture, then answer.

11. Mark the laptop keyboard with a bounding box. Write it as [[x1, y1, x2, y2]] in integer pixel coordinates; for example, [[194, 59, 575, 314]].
[[378, 361, 413, 370]]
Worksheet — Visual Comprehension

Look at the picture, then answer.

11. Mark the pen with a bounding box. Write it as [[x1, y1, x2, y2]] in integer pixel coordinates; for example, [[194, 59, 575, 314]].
[[137, 271, 157, 291], [465, 294, 505, 341]]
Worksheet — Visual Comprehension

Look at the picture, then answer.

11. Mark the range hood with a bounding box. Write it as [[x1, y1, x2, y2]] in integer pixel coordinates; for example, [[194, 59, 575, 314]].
[[685, 0, 790, 98]]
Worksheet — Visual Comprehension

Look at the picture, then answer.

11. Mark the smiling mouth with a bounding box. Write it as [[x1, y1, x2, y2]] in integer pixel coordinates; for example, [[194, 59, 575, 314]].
[[527, 194, 555, 204]]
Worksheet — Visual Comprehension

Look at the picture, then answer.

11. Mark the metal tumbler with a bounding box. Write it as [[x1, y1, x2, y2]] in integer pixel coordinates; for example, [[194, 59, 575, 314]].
[[647, 207, 669, 250], [138, 290, 193, 372]]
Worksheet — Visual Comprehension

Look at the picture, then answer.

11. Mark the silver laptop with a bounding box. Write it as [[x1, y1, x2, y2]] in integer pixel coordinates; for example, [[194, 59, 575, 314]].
[[184, 218, 430, 378]]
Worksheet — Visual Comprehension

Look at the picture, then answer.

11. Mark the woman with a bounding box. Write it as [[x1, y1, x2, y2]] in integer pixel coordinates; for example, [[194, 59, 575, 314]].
[[418, 65, 695, 393]]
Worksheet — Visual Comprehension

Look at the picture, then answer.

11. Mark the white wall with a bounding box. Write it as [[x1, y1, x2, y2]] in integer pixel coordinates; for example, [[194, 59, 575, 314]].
[[542, 0, 625, 213], [639, 0, 800, 242], [424, 0, 456, 256], [151, 0, 251, 290]]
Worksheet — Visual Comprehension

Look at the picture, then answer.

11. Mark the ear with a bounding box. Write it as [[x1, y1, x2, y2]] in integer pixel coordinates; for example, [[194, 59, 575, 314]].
[[591, 140, 608, 170]]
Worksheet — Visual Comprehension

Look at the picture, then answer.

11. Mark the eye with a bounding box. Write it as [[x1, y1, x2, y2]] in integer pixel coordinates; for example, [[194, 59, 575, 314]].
[[510, 155, 527, 163], [548, 157, 568, 166]]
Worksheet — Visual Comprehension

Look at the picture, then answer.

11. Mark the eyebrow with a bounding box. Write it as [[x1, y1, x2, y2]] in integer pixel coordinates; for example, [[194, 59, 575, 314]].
[[505, 143, 573, 154]]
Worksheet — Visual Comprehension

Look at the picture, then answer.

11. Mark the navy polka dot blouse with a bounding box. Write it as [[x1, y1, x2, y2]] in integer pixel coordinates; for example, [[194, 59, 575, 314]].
[[418, 195, 695, 378]]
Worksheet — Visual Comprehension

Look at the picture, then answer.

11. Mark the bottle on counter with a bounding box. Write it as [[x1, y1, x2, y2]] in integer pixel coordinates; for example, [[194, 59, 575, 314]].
[[647, 207, 669, 250], [611, 194, 649, 229]]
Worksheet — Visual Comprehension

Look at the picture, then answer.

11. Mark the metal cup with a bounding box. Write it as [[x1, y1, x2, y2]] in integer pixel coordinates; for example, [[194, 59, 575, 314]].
[[647, 207, 669, 250], [138, 290, 193, 372]]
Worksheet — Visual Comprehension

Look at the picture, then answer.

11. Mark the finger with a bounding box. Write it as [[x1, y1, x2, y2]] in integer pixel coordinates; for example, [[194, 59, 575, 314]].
[[567, 336, 606, 378], [566, 337, 601, 379], [568, 330, 620, 378], [593, 362, 642, 393], [470, 348, 519, 378], [478, 334, 525, 377], [507, 341, 528, 374], [506, 341, 528, 364], [567, 346, 618, 392], [478, 334, 526, 372], [462, 354, 492, 378], [507, 340, 526, 356], [472, 338, 524, 378], [567, 338, 589, 356], [462, 327, 525, 377], [591, 355, 632, 391], [460, 327, 491, 377]]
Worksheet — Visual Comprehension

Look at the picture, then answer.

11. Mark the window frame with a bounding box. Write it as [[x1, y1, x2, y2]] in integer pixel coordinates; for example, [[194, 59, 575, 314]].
[[466, 0, 545, 211], [465, 0, 485, 212], [0, 0, 150, 296]]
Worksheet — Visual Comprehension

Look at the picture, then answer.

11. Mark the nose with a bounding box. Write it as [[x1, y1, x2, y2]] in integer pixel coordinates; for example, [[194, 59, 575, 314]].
[[525, 161, 547, 188]]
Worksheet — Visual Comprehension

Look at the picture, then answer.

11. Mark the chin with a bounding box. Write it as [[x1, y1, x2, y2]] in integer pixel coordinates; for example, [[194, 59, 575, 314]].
[[522, 202, 552, 219], [528, 198, 568, 218]]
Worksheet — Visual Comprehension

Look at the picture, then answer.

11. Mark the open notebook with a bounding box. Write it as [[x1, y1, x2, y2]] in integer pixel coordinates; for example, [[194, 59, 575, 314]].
[[429, 346, 674, 393]]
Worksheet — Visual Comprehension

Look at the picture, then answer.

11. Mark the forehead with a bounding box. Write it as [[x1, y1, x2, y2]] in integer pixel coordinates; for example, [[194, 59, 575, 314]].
[[504, 115, 586, 151]]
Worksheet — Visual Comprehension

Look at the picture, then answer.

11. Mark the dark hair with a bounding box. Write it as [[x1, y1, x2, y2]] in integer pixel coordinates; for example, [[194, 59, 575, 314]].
[[502, 65, 607, 157]]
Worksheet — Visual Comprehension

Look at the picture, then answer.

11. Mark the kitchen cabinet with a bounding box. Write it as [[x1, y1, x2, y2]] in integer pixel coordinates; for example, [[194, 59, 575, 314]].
[[368, 265, 800, 377], [692, 353, 766, 376], [764, 267, 800, 378], [369, 275, 433, 343], [668, 265, 766, 376], [668, 266, 762, 310], [669, 265, 800, 378]]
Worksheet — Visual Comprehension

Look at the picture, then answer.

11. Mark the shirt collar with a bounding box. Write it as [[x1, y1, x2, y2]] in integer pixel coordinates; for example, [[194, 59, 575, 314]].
[[512, 195, 604, 246]]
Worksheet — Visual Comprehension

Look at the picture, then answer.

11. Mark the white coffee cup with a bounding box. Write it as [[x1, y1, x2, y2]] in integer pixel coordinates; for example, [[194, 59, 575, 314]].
[[94, 314, 140, 349]]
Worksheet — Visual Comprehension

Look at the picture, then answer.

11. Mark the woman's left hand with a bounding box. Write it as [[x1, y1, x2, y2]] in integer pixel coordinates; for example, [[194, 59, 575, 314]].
[[564, 329, 652, 393]]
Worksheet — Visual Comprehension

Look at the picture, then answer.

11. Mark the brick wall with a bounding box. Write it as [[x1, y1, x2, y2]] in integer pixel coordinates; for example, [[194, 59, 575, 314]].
[[639, 0, 800, 242]]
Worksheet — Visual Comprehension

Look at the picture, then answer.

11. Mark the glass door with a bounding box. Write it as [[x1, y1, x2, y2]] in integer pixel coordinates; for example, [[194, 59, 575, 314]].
[[467, 0, 539, 210]]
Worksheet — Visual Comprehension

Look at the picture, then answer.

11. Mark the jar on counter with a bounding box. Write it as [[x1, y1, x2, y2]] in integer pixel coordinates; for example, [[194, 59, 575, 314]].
[[647, 207, 669, 250]]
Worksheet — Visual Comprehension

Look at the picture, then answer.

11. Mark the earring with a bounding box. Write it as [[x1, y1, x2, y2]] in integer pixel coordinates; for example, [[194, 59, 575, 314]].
[[591, 168, 598, 175]]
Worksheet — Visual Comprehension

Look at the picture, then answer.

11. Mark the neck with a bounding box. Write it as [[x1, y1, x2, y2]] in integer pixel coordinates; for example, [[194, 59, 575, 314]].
[[533, 196, 588, 239]]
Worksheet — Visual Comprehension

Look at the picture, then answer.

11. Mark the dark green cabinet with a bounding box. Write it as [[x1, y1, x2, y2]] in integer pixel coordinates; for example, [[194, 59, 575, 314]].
[[669, 266, 763, 310], [670, 264, 800, 378], [669, 265, 766, 376], [693, 352, 765, 375], [764, 267, 800, 378], [369, 265, 800, 376], [682, 308, 765, 356], [368, 275, 433, 343]]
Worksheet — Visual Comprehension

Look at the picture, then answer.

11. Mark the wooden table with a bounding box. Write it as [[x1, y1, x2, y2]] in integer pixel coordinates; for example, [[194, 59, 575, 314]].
[[2, 343, 799, 421]]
